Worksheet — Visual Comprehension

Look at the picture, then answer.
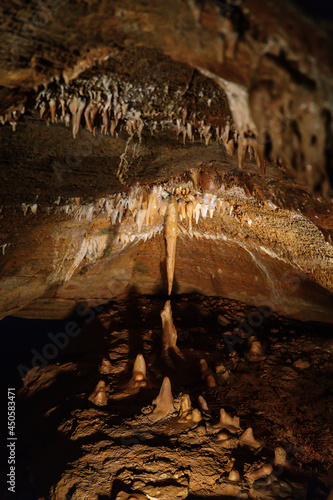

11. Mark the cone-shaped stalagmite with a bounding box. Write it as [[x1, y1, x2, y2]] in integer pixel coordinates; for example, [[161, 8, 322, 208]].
[[216, 408, 241, 433], [88, 380, 108, 406], [110, 354, 148, 399], [200, 359, 217, 388], [178, 394, 192, 422], [148, 376, 174, 422], [164, 195, 178, 295], [239, 427, 261, 449], [131, 354, 147, 388], [160, 300, 182, 361]]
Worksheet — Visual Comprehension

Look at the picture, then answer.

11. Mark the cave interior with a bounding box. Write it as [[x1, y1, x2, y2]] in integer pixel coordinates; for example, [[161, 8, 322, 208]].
[[0, 1, 333, 499]]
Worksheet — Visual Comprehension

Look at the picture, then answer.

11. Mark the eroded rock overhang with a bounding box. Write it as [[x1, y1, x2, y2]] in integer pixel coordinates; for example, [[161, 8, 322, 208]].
[[1, 167, 333, 322], [0, 0, 333, 322]]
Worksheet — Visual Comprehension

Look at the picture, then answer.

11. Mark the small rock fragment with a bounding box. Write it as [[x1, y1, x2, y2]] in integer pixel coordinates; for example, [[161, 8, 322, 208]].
[[216, 432, 229, 442], [294, 359, 310, 370], [191, 409, 202, 423], [218, 314, 231, 326], [228, 470, 241, 482]]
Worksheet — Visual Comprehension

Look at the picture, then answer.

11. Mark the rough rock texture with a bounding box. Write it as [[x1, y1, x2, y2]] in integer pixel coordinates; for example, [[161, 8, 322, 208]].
[[9, 296, 333, 500], [1, 0, 333, 192]]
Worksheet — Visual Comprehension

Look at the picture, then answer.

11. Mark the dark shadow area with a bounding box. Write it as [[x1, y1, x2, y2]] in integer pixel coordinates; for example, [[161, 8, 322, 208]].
[[125, 286, 145, 363], [292, 0, 333, 19], [0, 299, 114, 500]]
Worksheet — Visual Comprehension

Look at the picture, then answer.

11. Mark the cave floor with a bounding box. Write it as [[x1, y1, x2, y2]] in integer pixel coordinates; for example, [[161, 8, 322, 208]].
[[11, 295, 333, 499]]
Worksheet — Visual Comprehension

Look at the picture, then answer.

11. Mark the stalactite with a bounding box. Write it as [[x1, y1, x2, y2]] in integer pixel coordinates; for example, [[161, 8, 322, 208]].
[[164, 195, 178, 295]]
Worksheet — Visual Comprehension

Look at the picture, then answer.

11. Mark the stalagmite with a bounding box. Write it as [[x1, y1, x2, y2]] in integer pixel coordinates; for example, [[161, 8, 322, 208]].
[[148, 377, 174, 422], [164, 195, 178, 295], [239, 427, 261, 449], [274, 446, 288, 466], [200, 359, 217, 388], [177, 395, 201, 424], [228, 470, 240, 482], [245, 335, 265, 362], [131, 354, 147, 388], [88, 380, 108, 406], [160, 300, 182, 360], [109, 354, 148, 400], [178, 394, 193, 422], [198, 395, 209, 413], [99, 358, 112, 374], [216, 408, 241, 433], [247, 464, 273, 482]]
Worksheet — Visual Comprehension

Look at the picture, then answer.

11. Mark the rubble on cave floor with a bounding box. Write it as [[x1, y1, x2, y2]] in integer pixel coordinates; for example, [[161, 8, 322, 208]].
[[14, 295, 333, 500]]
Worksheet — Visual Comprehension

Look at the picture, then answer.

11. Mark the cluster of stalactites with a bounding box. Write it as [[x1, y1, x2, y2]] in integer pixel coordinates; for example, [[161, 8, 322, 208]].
[[48, 172, 259, 245], [0, 102, 25, 131], [34, 82, 144, 140], [0, 75, 265, 173]]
